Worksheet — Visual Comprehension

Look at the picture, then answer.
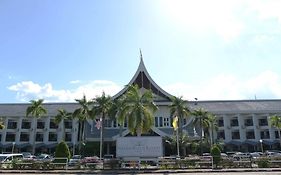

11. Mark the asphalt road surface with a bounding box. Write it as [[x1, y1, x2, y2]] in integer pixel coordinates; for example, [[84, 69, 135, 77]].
[[2, 172, 281, 175]]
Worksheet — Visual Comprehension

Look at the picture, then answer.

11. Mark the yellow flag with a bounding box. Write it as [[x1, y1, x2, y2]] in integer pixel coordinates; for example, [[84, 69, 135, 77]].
[[172, 116, 178, 131]]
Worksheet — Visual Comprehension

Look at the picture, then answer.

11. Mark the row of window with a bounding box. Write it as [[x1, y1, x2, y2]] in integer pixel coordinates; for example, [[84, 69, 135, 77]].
[[102, 116, 183, 128], [217, 130, 280, 140], [6, 119, 73, 130], [217, 117, 269, 127], [1, 132, 72, 142]]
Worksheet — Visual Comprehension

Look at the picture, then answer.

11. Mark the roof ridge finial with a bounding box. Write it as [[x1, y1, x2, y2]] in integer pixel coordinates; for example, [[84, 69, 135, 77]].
[[139, 48, 143, 62]]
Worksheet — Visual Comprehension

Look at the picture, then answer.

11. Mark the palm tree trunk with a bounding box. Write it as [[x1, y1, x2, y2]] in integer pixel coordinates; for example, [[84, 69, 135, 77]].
[[137, 127, 142, 137], [119, 122, 123, 137], [279, 129, 281, 148], [200, 117, 203, 155], [210, 125, 214, 145], [32, 118, 36, 155], [101, 113, 105, 157], [62, 119, 65, 142]]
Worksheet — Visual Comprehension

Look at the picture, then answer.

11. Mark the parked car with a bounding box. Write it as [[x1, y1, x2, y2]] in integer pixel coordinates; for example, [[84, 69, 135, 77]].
[[35, 154, 53, 162], [68, 155, 82, 166], [81, 156, 101, 164], [233, 152, 251, 160], [0, 153, 24, 163]]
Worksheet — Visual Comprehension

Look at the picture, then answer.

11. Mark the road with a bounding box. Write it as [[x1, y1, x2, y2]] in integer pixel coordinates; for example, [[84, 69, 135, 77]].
[[2, 172, 281, 175]]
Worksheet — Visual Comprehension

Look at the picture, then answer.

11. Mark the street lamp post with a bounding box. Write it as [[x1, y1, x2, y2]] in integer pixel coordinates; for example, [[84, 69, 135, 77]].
[[259, 139, 264, 153]]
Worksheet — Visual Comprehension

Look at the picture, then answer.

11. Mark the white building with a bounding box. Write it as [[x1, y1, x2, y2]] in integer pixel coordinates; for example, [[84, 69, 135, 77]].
[[0, 54, 280, 155]]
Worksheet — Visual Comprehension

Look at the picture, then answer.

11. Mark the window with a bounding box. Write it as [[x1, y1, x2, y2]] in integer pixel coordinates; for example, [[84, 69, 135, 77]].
[[230, 117, 239, 127], [64, 120, 72, 129], [21, 120, 31, 129], [159, 117, 163, 127], [163, 117, 170, 127], [218, 118, 224, 127], [154, 117, 159, 127], [245, 118, 253, 126], [217, 130, 225, 140], [48, 132, 57, 142], [113, 119, 117, 128], [246, 130, 255, 139], [7, 119, 17, 129], [36, 133, 44, 142], [6, 132, 16, 142], [275, 131, 280, 139], [260, 130, 270, 139], [65, 132, 72, 142], [104, 119, 112, 128], [232, 130, 240, 139], [259, 118, 268, 126], [20, 132, 30, 142], [37, 121, 45, 129], [49, 119, 57, 129], [183, 118, 187, 125]]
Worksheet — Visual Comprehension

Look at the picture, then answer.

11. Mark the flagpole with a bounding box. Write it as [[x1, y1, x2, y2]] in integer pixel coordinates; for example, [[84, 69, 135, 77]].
[[172, 116, 180, 158], [176, 127, 180, 158], [99, 118, 103, 161]]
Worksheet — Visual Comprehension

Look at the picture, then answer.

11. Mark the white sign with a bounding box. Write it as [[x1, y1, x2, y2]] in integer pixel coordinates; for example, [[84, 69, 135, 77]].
[[116, 136, 163, 158]]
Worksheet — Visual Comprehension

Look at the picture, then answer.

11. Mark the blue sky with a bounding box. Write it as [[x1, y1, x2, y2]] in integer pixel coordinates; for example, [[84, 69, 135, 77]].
[[1, 0, 281, 103]]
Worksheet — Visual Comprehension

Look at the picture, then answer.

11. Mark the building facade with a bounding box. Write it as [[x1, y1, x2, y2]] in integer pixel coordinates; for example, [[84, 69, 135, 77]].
[[0, 55, 280, 155]]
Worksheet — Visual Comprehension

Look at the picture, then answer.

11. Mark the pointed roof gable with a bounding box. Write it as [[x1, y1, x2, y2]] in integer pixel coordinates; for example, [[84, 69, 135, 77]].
[[113, 51, 173, 102]]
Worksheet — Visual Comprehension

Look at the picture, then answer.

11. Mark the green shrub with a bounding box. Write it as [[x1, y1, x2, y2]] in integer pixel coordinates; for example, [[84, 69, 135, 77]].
[[257, 158, 270, 168], [55, 141, 71, 160], [210, 144, 221, 168]]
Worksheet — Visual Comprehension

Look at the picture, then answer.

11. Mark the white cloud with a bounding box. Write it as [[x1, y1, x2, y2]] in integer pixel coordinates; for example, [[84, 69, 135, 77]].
[[8, 71, 281, 102], [161, 0, 245, 42], [69, 80, 81, 84], [164, 70, 281, 100], [248, 0, 281, 23], [8, 80, 122, 102]]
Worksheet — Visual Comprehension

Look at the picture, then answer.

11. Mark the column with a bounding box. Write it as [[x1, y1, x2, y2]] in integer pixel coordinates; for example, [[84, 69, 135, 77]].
[[223, 115, 231, 142], [252, 114, 261, 140], [268, 115, 275, 140], [15, 117, 23, 144], [238, 114, 246, 141], [1, 117, 8, 144], [44, 117, 50, 143]]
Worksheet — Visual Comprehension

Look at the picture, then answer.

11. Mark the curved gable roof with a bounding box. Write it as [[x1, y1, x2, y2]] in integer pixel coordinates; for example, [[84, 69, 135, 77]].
[[113, 51, 173, 102]]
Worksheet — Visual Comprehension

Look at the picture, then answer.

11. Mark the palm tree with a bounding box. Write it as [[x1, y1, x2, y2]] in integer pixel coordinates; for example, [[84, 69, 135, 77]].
[[119, 84, 158, 136], [109, 97, 126, 136], [269, 115, 281, 147], [164, 133, 190, 156], [72, 95, 93, 153], [26, 99, 47, 154], [91, 92, 113, 158], [0, 117, 5, 130], [54, 108, 72, 142], [207, 113, 218, 145], [192, 108, 209, 155], [169, 96, 190, 135]]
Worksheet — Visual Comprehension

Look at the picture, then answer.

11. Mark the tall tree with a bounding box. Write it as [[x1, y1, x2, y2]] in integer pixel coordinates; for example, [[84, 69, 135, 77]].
[[169, 96, 190, 135], [192, 108, 209, 155], [91, 92, 113, 158], [72, 95, 93, 153], [109, 97, 126, 136], [269, 115, 281, 147], [26, 99, 47, 154], [0, 117, 5, 130], [54, 108, 72, 142], [207, 113, 218, 145], [119, 84, 158, 136]]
